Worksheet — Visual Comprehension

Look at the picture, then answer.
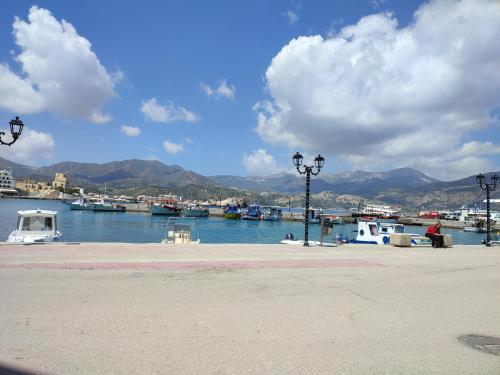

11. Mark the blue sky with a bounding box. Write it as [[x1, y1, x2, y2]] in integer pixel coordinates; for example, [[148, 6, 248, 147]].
[[0, 0, 499, 180]]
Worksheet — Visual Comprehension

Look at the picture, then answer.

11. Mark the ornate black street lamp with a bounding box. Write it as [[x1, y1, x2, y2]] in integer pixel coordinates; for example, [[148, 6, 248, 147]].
[[0, 117, 24, 146], [293, 152, 325, 246], [476, 173, 498, 246]]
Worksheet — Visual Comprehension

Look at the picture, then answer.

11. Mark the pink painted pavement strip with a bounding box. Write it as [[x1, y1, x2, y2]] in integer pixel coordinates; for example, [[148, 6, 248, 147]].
[[0, 258, 385, 270]]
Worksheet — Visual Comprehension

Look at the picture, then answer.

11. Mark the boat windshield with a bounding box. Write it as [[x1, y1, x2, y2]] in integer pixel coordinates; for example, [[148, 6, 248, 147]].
[[21, 216, 53, 231]]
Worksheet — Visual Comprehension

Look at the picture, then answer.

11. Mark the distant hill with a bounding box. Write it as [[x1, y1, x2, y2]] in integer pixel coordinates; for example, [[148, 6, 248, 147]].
[[0, 156, 36, 178], [210, 167, 439, 196], [0, 157, 212, 193], [1, 156, 498, 209]]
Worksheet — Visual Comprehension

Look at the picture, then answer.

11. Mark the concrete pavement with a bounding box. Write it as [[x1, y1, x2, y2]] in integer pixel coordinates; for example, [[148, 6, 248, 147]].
[[0, 243, 499, 374]]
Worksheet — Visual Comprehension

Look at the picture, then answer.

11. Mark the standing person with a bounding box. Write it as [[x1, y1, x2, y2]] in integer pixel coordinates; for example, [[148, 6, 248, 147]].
[[425, 221, 443, 248]]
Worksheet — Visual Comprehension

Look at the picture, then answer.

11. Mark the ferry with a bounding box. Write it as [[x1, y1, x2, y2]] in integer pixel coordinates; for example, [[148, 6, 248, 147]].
[[224, 205, 241, 219], [150, 200, 182, 216], [7, 209, 62, 243], [362, 204, 401, 219], [182, 204, 209, 217], [242, 204, 264, 220]]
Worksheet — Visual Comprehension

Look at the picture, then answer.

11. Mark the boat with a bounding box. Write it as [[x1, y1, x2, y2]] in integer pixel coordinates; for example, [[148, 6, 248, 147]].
[[70, 198, 93, 210], [292, 208, 322, 224], [362, 204, 401, 219], [280, 233, 337, 247], [242, 204, 264, 220], [150, 200, 182, 216], [463, 225, 487, 233], [161, 217, 200, 244], [92, 199, 126, 212], [182, 204, 209, 217], [262, 206, 282, 221], [350, 220, 424, 245], [7, 209, 62, 243], [224, 204, 241, 219]]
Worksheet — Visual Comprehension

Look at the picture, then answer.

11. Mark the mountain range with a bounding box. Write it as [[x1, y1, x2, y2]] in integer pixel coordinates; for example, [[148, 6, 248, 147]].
[[1, 156, 498, 209]]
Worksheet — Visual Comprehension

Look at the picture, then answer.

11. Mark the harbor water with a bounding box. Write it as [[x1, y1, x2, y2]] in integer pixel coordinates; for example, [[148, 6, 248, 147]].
[[0, 199, 487, 244]]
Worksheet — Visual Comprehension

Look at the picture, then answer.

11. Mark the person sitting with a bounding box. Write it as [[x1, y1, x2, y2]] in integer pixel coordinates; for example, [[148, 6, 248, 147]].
[[425, 221, 444, 248]]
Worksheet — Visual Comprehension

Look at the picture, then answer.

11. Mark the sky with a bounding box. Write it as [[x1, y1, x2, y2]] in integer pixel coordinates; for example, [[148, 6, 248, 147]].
[[0, 0, 499, 181]]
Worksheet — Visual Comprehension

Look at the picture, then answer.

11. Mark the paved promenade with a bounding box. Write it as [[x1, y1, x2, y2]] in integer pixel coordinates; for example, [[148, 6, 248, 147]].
[[0, 243, 499, 374]]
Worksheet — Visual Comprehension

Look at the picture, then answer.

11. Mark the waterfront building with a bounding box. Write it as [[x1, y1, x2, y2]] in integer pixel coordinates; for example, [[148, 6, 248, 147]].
[[53, 173, 68, 190], [16, 180, 55, 194], [0, 169, 18, 196]]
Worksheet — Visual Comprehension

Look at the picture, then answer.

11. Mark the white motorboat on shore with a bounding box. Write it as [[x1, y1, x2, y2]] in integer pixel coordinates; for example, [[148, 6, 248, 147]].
[[7, 209, 62, 243], [351, 220, 428, 246]]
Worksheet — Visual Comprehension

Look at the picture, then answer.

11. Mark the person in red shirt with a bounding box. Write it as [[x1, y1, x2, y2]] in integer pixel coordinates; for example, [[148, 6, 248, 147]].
[[425, 221, 443, 248]]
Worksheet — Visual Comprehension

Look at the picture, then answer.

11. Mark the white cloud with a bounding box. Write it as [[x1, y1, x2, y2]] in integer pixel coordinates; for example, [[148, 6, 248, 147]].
[[0, 128, 54, 165], [285, 10, 299, 25], [120, 125, 141, 137], [200, 80, 235, 100], [141, 98, 199, 123], [243, 149, 282, 176], [0, 6, 118, 123], [256, 0, 500, 180], [163, 140, 184, 154]]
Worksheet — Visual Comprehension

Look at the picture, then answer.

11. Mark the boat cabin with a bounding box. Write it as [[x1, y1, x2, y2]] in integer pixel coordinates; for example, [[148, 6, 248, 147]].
[[7, 209, 62, 243], [162, 218, 200, 244]]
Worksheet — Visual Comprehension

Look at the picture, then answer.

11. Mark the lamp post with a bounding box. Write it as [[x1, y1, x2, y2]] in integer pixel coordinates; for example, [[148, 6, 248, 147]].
[[476, 173, 499, 247], [0, 117, 24, 146], [293, 152, 325, 247]]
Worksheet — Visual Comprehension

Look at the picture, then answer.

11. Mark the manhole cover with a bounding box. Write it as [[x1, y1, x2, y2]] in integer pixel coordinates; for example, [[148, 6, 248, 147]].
[[459, 334, 500, 356]]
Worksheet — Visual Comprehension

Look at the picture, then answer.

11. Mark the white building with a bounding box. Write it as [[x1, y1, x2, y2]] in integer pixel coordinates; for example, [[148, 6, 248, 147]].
[[0, 169, 18, 195]]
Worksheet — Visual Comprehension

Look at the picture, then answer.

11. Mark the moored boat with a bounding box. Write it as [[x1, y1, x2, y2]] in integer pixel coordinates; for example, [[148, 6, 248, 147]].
[[182, 204, 209, 217], [262, 206, 282, 221], [150, 200, 182, 216], [242, 204, 263, 220], [224, 204, 241, 219], [7, 209, 62, 243], [92, 199, 126, 212], [70, 198, 93, 210]]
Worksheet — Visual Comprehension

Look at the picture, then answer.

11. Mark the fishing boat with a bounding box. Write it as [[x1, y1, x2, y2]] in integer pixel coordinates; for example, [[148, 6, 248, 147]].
[[70, 198, 93, 210], [292, 208, 322, 224], [350, 220, 425, 245], [242, 204, 264, 220], [262, 206, 282, 221], [7, 209, 62, 243], [161, 217, 200, 244], [224, 205, 241, 219], [182, 204, 209, 217], [92, 199, 126, 212], [150, 199, 182, 216]]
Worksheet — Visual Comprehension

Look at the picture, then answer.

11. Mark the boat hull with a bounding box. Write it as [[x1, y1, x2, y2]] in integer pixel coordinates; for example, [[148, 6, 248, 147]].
[[224, 213, 241, 219], [242, 215, 262, 220], [70, 204, 92, 210], [92, 204, 125, 212], [182, 209, 209, 217], [151, 205, 181, 215]]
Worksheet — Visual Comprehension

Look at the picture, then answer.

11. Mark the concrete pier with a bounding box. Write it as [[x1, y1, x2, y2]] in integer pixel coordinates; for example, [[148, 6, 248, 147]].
[[0, 243, 499, 374]]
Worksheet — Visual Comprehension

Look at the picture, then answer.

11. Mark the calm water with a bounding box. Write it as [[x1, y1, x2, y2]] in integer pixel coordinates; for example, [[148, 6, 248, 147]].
[[0, 198, 486, 244]]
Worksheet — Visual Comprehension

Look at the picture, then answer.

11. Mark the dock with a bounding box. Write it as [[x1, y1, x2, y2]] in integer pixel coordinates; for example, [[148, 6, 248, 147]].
[[0, 243, 499, 374]]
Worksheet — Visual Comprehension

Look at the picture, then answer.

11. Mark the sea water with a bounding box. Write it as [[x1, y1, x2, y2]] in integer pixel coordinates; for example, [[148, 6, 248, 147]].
[[0, 198, 486, 244]]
